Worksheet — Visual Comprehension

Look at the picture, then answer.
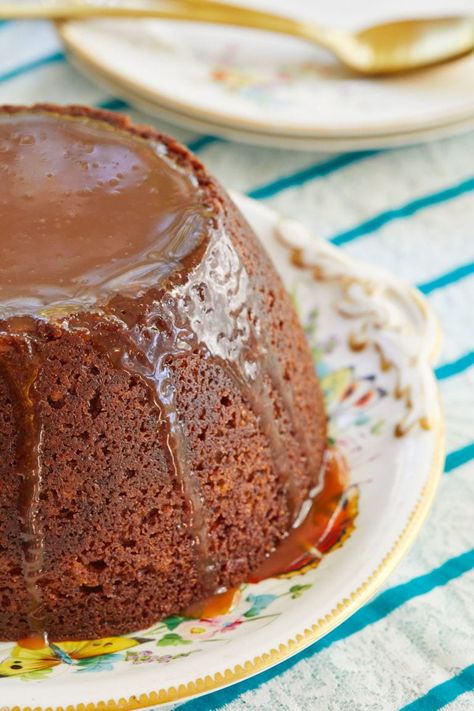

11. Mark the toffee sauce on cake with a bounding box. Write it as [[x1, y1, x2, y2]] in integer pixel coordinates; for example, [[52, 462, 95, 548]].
[[0, 112, 323, 641]]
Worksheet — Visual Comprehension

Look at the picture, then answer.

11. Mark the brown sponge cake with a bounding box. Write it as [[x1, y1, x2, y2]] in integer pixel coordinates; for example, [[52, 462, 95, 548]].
[[0, 104, 326, 641]]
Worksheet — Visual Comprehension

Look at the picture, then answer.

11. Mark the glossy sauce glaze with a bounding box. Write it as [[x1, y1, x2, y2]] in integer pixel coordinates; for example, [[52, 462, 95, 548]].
[[0, 112, 206, 314], [0, 110, 323, 641]]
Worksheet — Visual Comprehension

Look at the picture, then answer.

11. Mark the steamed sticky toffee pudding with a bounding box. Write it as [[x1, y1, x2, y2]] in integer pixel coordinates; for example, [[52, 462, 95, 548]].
[[0, 105, 327, 641]]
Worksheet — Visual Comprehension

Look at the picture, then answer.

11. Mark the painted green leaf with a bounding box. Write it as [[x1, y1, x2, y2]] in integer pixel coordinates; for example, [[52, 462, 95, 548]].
[[156, 633, 192, 647], [162, 615, 190, 631], [289, 584, 312, 599], [370, 419, 385, 435]]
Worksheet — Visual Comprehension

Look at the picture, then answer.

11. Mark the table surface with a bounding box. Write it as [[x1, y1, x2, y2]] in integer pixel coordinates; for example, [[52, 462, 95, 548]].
[[1, 15, 473, 711]]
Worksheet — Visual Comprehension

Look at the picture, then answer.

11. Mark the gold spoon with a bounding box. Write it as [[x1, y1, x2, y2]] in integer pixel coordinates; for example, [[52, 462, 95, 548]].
[[1, 0, 473, 75]]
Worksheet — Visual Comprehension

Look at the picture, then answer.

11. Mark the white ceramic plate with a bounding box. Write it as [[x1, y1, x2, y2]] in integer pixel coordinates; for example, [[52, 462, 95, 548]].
[[0, 194, 443, 710], [62, 54, 474, 152], [58, 0, 474, 147]]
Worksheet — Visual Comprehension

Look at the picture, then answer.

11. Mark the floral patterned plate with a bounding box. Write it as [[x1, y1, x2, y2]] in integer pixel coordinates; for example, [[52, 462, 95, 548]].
[[58, 0, 474, 148], [0, 194, 444, 710]]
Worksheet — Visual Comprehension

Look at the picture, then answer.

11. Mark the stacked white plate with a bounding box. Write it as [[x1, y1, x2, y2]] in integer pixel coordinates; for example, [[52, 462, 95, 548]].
[[58, 0, 474, 150]]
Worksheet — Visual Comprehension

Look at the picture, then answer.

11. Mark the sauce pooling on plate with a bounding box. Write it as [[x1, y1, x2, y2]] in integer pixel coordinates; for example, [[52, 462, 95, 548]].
[[184, 448, 359, 618]]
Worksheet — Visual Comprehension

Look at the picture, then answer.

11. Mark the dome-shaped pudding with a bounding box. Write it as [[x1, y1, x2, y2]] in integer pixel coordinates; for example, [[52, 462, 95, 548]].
[[0, 105, 326, 641]]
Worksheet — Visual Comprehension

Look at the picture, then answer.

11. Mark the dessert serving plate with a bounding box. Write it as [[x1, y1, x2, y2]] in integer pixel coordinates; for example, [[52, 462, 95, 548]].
[[0, 194, 444, 710], [58, 0, 474, 150]]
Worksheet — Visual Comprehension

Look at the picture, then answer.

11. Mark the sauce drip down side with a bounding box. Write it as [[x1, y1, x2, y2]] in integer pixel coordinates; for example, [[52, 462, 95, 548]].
[[0, 336, 47, 642], [171, 227, 320, 522], [95, 290, 217, 593]]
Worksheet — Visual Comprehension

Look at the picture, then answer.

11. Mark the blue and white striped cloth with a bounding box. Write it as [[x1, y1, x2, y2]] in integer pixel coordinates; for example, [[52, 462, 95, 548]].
[[1, 18, 473, 711]]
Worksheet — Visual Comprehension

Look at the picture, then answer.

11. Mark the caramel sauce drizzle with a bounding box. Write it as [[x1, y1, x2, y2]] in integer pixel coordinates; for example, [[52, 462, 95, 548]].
[[157, 225, 313, 532], [214, 336, 303, 519], [17, 375, 46, 642], [96, 296, 217, 592]]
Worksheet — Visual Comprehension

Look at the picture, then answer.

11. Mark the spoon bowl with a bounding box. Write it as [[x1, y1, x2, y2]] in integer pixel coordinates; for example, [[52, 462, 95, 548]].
[[343, 17, 474, 74]]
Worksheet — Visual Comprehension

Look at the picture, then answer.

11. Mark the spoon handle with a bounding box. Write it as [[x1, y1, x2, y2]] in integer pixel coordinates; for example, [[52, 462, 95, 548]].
[[0, 0, 339, 50]]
